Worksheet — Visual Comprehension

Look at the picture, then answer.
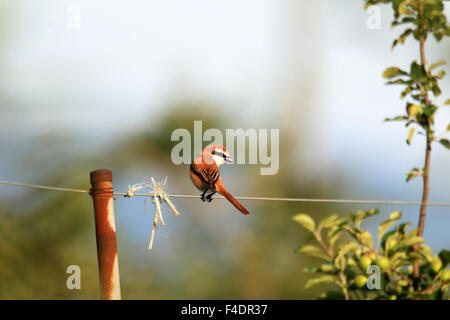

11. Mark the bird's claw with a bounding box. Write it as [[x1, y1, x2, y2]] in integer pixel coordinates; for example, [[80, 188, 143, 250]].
[[201, 192, 214, 202], [206, 191, 216, 202]]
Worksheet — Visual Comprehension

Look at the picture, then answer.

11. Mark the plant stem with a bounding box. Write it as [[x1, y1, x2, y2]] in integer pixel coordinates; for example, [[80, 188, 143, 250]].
[[315, 232, 333, 258], [339, 271, 350, 300], [418, 132, 431, 238], [313, 233, 350, 299], [417, 37, 431, 238], [413, 27, 433, 281]]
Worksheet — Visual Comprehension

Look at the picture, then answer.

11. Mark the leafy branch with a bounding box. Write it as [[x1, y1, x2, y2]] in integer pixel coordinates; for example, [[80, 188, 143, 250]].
[[294, 211, 450, 299], [294, 1, 450, 299], [367, 0, 450, 239]]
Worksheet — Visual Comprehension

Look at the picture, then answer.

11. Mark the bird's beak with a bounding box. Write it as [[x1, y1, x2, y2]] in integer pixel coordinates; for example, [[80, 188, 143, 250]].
[[226, 156, 233, 163]]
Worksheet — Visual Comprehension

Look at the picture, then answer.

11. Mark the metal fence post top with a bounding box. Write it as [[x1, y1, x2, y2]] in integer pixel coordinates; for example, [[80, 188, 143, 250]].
[[90, 169, 113, 184]]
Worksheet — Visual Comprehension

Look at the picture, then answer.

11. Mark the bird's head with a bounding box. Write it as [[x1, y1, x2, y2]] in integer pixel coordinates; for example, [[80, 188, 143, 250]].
[[203, 144, 233, 166]]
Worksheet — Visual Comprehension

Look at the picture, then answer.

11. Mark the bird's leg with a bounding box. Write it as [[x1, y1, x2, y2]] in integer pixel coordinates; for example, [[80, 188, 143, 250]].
[[206, 191, 216, 202], [200, 190, 208, 202]]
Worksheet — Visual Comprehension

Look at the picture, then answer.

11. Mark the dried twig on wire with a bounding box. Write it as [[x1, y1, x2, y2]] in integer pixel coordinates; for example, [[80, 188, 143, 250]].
[[126, 177, 180, 250]]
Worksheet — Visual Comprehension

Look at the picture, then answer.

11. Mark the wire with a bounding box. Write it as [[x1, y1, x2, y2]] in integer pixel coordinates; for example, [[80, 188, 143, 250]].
[[2, 179, 450, 207], [113, 192, 450, 207], [0, 180, 89, 193]]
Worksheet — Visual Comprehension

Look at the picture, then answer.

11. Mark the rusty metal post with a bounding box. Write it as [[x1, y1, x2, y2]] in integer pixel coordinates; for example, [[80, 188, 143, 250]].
[[89, 169, 121, 300]]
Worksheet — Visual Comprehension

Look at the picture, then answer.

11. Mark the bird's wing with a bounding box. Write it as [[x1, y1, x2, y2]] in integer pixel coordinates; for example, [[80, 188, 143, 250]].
[[190, 163, 220, 188]]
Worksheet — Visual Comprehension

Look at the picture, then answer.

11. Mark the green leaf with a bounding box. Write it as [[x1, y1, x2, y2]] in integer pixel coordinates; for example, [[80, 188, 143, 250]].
[[383, 67, 408, 78], [422, 105, 438, 116], [296, 245, 330, 260], [431, 82, 442, 97], [386, 78, 409, 85], [389, 251, 407, 267], [406, 172, 414, 182], [408, 252, 425, 260], [436, 70, 446, 79], [410, 61, 427, 81], [429, 60, 447, 71], [438, 249, 450, 267], [319, 264, 336, 273], [293, 214, 316, 233], [400, 86, 413, 99], [358, 231, 374, 249], [352, 209, 379, 228], [398, 2, 413, 15], [407, 127, 415, 145], [328, 227, 342, 249], [303, 264, 317, 272], [334, 242, 358, 270], [378, 211, 401, 239], [392, 0, 403, 14], [395, 222, 411, 234], [397, 236, 424, 248], [439, 139, 450, 149], [419, 245, 434, 262], [334, 254, 346, 271], [444, 99, 450, 105], [392, 28, 413, 49], [433, 30, 444, 42], [405, 228, 418, 238], [384, 115, 408, 122], [328, 225, 340, 238], [406, 168, 423, 182], [337, 242, 358, 258], [305, 275, 339, 289], [389, 211, 402, 220], [406, 103, 423, 118], [318, 214, 338, 232], [384, 234, 398, 253]]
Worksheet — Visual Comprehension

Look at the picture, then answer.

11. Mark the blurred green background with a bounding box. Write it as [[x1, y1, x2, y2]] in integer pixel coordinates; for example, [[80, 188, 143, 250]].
[[0, 0, 449, 299]]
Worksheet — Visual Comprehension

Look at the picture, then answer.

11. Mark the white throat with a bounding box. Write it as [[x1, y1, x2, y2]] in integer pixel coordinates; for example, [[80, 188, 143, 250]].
[[212, 154, 226, 166]]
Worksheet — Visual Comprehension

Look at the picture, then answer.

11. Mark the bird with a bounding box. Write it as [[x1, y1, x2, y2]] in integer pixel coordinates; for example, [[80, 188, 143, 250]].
[[189, 144, 250, 215]]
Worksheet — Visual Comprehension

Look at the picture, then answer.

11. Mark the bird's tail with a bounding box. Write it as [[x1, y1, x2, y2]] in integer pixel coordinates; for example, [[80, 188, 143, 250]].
[[216, 181, 250, 215]]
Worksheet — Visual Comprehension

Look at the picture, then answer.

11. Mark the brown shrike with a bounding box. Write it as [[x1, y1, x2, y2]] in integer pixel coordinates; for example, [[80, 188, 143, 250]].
[[189, 144, 250, 215]]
